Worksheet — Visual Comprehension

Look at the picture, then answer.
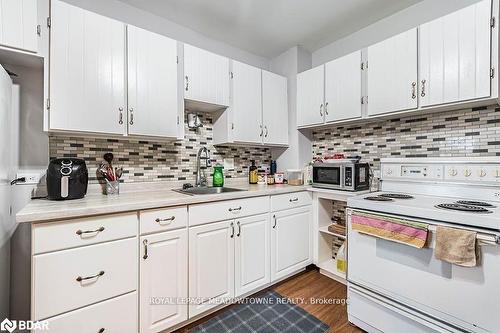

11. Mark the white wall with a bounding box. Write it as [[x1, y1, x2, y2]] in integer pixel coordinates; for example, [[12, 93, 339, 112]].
[[312, 0, 483, 66], [60, 0, 270, 69], [270, 46, 313, 171]]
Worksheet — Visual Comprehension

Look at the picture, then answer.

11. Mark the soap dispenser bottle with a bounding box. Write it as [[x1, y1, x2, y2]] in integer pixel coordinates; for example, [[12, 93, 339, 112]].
[[249, 160, 258, 184]]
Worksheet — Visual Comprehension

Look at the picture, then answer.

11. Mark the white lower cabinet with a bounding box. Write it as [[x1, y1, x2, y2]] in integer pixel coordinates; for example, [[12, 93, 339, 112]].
[[235, 214, 270, 297], [35, 292, 137, 333], [140, 229, 188, 333], [189, 220, 235, 318], [271, 206, 312, 281]]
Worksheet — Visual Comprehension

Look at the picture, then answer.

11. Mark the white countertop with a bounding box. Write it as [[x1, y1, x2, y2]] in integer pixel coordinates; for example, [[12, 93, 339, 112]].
[[17, 182, 309, 224]]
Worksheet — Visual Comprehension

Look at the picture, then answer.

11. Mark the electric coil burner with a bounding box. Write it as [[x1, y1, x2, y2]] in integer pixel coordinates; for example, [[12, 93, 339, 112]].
[[456, 200, 495, 207], [364, 196, 393, 202], [380, 193, 414, 199], [436, 203, 492, 213]]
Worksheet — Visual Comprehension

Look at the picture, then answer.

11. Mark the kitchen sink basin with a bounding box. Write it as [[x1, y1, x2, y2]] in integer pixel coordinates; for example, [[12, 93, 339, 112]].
[[174, 187, 247, 195]]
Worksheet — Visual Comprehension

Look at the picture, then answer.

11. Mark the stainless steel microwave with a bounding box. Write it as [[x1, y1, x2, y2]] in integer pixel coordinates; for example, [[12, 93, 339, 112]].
[[312, 161, 370, 191]]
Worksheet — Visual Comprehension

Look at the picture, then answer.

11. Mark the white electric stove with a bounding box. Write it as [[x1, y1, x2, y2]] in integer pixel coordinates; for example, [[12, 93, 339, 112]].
[[346, 157, 500, 333]]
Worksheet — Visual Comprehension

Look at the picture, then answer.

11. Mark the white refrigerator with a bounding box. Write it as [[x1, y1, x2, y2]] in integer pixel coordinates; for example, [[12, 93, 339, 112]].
[[0, 64, 16, 319]]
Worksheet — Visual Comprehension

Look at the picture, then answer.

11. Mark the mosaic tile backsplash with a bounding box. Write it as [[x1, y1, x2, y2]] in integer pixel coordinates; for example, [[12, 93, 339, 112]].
[[312, 104, 500, 170], [49, 113, 271, 183]]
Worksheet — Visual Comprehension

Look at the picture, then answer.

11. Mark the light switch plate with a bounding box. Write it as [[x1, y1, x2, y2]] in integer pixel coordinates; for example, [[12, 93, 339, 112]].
[[223, 158, 235, 171]]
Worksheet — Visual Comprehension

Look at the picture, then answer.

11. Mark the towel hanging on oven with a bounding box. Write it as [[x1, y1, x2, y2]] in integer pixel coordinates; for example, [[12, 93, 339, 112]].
[[351, 211, 429, 248]]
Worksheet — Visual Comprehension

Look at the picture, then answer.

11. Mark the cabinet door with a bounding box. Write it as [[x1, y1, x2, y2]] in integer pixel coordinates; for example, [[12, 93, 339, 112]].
[[184, 44, 230, 107], [262, 70, 288, 146], [271, 206, 312, 282], [231, 60, 262, 144], [189, 220, 234, 317], [297, 65, 325, 127], [235, 214, 270, 297], [420, 0, 491, 107], [0, 0, 38, 52], [140, 229, 188, 333], [367, 28, 418, 116], [325, 50, 362, 122], [49, 0, 125, 134], [127, 25, 179, 138]]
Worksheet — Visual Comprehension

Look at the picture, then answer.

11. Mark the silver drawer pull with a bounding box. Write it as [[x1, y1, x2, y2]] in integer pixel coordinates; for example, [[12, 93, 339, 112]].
[[155, 216, 175, 224], [76, 270, 105, 282], [289, 198, 299, 202], [76, 227, 105, 236], [273, 214, 277, 229], [229, 206, 242, 212]]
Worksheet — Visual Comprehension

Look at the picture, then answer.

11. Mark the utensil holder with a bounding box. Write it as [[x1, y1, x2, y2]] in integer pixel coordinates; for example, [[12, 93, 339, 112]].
[[105, 180, 120, 195]]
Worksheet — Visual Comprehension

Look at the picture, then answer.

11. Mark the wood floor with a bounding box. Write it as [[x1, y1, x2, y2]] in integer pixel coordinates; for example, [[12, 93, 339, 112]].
[[174, 268, 363, 333]]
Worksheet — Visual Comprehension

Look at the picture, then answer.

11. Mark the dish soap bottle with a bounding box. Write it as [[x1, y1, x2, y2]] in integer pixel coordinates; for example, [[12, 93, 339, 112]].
[[249, 160, 258, 184], [336, 241, 347, 273], [213, 164, 224, 187]]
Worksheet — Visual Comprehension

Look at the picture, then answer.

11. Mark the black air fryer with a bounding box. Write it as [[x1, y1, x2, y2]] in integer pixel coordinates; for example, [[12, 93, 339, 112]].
[[47, 158, 88, 200]]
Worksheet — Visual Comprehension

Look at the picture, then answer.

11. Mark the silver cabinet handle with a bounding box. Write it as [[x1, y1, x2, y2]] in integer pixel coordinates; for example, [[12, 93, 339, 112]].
[[229, 206, 242, 212], [76, 270, 105, 282], [155, 216, 175, 224], [289, 198, 299, 202], [118, 107, 123, 125], [129, 108, 134, 125], [319, 103, 323, 117], [324, 102, 329, 115], [259, 124, 263, 137], [411, 82, 417, 99], [185, 76, 189, 91], [230, 222, 234, 238], [98, 329, 105, 333], [420, 79, 426, 97], [237, 221, 241, 237], [76, 226, 105, 236], [272, 214, 277, 229], [143, 239, 148, 260], [264, 126, 268, 138]]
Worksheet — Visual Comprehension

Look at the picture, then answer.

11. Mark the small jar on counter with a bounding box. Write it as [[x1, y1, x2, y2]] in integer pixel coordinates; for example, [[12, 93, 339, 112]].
[[267, 174, 275, 185], [257, 172, 267, 185]]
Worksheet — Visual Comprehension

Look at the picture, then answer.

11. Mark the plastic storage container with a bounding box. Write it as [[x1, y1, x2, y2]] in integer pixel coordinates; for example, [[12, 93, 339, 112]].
[[287, 169, 303, 186]]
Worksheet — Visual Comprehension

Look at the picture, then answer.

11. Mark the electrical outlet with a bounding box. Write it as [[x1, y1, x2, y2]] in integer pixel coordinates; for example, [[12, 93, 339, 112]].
[[16, 172, 42, 185], [223, 158, 235, 171]]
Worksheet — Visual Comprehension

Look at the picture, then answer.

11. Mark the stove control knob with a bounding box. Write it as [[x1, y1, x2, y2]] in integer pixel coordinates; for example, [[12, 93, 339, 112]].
[[479, 169, 487, 178], [464, 169, 472, 177], [449, 168, 458, 177]]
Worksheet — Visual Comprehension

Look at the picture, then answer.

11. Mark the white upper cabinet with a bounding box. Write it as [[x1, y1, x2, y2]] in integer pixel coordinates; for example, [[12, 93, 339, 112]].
[[0, 0, 38, 53], [324, 50, 362, 122], [262, 70, 288, 146], [231, 60, 262, 144], [419, 0, 492, 107], [49, 0, 126, 135], [127, 25, 179, 138], [184, 44, 230, 110], [140, 229, 187, 333], [367, 28, 418, 116], [297, 65, 325, 127]]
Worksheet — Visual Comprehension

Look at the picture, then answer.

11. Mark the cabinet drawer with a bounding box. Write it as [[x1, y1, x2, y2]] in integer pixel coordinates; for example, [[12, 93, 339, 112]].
[[189, 196, 269, 226], [33, 238, 137, 320], [35, 292, 137, 333], [33, 213, 138, 254], [271, 191, 312, 212], [140, 205, 187, 235]]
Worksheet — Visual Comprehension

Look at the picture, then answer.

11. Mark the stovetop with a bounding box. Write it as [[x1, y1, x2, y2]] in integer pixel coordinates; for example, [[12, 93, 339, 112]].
[[348, 192, 500, 231]]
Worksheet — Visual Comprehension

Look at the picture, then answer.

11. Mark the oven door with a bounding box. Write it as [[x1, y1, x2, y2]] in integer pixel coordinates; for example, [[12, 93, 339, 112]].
[[312, 164, 343, 189], [347, 209, 500, 333]]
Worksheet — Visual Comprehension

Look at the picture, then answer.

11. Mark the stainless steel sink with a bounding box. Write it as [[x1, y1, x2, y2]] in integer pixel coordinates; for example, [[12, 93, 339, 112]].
[[174, 187, 246, 196]]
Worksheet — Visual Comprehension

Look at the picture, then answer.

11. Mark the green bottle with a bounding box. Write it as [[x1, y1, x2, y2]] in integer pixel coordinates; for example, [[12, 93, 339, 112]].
[[213, 164, 224, 187]]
